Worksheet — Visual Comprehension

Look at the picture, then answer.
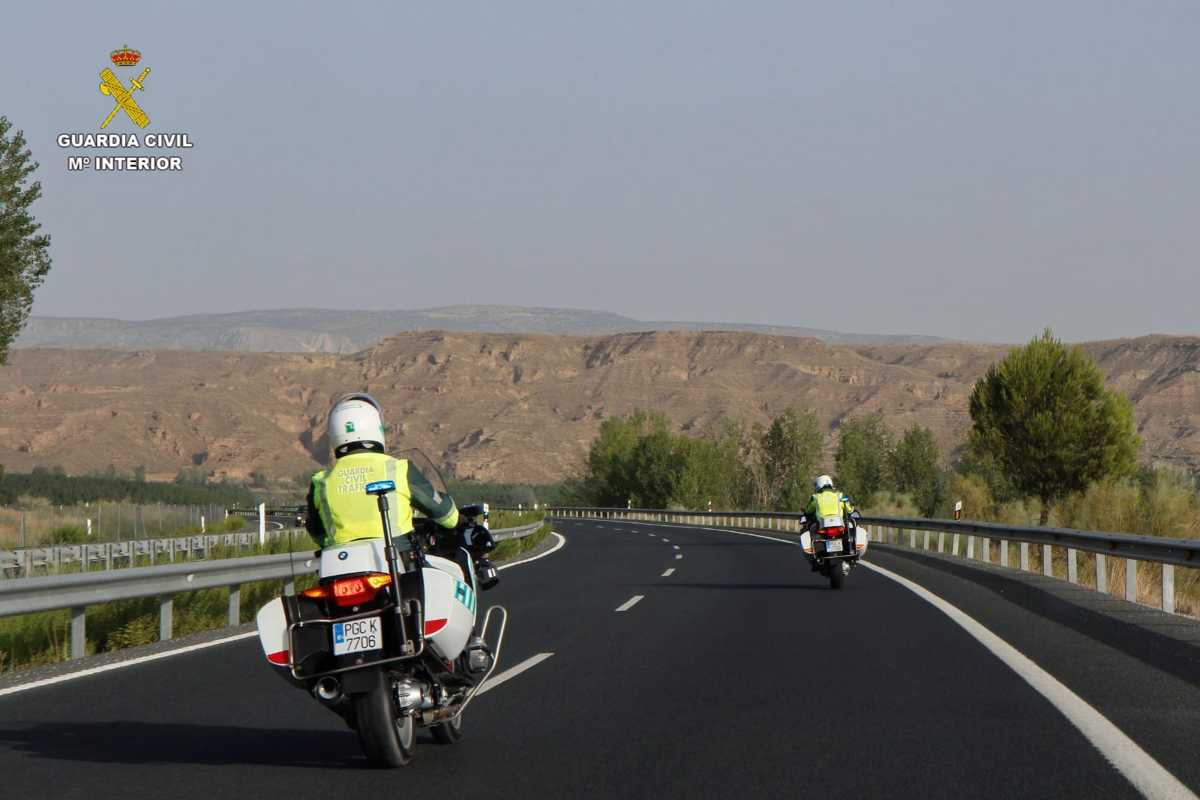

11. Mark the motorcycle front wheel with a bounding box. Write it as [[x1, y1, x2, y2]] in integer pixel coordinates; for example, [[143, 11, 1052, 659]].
[[354, 685, 416, 767]]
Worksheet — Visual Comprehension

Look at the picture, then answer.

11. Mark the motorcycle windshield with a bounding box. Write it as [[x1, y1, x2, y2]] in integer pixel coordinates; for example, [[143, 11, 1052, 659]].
[[392, 447, 450, 509]]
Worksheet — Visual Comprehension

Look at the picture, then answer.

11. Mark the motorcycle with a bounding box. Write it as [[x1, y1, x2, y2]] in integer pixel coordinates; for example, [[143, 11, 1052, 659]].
[[799, 507, 868, 589], [255, 451, 505, 767]]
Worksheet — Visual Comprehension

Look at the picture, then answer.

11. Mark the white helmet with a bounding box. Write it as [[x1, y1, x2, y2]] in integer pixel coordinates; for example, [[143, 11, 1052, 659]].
[[814, 474, 834, 491], [328, 393, 386, 458]]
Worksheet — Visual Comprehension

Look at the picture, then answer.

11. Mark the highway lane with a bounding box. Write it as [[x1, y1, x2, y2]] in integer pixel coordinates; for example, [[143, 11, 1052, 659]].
[[0, 518, 1194, 798]]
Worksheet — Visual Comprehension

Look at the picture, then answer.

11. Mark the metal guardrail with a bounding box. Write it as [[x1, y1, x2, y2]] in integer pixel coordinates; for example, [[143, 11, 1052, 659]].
[[547, 507, 1198, 615], [0, 520, 546, 661], [0, 528, 306, 579]]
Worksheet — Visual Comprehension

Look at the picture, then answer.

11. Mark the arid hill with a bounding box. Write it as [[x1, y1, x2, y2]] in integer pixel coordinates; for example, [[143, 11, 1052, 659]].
[[0, 331, 1196, 484]]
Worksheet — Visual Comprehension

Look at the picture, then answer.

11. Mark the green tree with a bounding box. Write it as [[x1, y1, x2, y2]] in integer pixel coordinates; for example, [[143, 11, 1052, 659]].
[[834, 413, 894, 506], [890, 424, 942, 516], [968, 328, 1140, 524], [0, 117, 52, 364], [760, 408, 824, 510], [583, 410, 668, 506]]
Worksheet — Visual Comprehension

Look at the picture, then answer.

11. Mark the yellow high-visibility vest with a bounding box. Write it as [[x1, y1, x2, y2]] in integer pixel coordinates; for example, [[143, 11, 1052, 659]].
[[311, 452, 414, 547]]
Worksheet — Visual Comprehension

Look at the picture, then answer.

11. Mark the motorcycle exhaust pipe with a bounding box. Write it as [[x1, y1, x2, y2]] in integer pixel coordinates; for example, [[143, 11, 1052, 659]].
[[314, 676, 342, 703]]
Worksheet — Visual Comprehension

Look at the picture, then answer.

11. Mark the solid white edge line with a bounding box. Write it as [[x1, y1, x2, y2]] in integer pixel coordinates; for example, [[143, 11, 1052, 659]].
[[661, 568, 675, 577], [0, 631, 259, 699], [861, 560, 1197, 800], [609, 516, 1195, 799], [497, 531, 566, 571], [615, 594, 644, 612], [475, 652, 554, 696], [2, 531, 567, 699]]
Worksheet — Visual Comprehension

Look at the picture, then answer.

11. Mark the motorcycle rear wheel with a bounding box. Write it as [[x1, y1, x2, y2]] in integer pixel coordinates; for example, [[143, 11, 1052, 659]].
[[431, 710, 465, 744], [828, 560, 846, 590], [354, 685, 416, 767]]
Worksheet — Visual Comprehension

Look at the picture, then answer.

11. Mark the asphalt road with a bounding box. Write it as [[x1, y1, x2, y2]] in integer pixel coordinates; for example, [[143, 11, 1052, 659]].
[[2, 518, 1199, 799]]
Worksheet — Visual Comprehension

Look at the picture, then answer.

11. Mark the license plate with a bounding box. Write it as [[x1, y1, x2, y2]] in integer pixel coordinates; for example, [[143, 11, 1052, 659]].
[[332, 617, 382, 655], [825, 540, 844, 553]]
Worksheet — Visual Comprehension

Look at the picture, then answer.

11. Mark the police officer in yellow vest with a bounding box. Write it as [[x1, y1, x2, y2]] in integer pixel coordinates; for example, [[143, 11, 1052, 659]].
[[305, 393, 494, 661], [305, 393, 460, 550], [804, 474, 856, 526], [803, 475, 859, 572]]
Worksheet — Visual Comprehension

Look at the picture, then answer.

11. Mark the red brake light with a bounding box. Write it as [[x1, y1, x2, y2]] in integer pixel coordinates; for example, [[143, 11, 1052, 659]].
[[331, 573, 392, 607], [819, 527, 845, 536]]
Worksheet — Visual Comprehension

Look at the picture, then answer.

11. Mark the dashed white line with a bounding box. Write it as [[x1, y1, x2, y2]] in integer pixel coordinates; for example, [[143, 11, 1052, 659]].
[[673, 545, 680, 550], [675, 554, 683, 560], [662, 538, 670, 543], [615, 595, 644, 612], [661, 568, 675, 577], [476, 652, 555, 696]]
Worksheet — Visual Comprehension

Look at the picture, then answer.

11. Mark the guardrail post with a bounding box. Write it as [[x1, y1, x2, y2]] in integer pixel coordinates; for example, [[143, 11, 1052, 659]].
[[908, 529, 915, 548], [159, 594, 173, 641], [105, 543, 113, 571], [1000, 540, 1009, 568], [1096, 554, 1107, 593], [923, 531, 930, 550], [981, 537, 990, 563], [1020, 542, 1029, 571], [967, 536, 975, 560], [952, 534, 960, 556], [1067, 549, 1078, 584], [228, 584, 241, 626], [1043, 545, 1052, 577], [938, 532, 945, 554], [1163, 565, 1175, 614], [1125, 559, 1137, 602], [70, 606, 86, 659], [284, 578, 295, 596]]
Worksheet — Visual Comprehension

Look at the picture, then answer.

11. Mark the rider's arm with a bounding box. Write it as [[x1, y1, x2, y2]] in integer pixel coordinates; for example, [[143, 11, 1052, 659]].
[[407, 464, 460, 529], [304, 480, 326, 547]]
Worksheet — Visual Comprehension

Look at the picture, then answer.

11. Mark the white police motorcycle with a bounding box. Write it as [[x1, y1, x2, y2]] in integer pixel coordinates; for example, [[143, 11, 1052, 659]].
[[256, 453, 504, 767]]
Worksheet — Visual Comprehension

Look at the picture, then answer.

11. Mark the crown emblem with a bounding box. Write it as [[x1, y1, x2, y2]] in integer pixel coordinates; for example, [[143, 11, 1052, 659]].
[[110, 45, 141, 67]]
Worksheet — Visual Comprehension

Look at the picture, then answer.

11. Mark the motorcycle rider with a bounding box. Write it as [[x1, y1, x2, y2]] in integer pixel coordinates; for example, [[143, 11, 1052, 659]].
[[802, 474, 859, 569], [304, 392, 494, 665]]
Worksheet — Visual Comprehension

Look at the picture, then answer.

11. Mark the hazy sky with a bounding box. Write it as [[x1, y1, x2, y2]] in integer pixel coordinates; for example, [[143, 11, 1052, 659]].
[[6, 1, 1199, 342]]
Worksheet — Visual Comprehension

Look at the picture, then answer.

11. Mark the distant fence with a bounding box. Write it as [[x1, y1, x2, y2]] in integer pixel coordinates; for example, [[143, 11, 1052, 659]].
[[0, 502, 232, 549], [0, 528, 308, 580]]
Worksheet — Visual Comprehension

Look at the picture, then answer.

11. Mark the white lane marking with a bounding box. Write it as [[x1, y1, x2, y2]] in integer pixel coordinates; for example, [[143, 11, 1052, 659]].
[[615, 595, 644, 612], [0, 631, 259, 699], [661, 568, 675, 577], [675, 554, 683, 560], [475, 652, 554, 696], [662, 538, 670, 542], [862, 561, 1197, 800], [1, 532, 566, 699], [673, 545, 680, 550], [498, 531, 566, 571]]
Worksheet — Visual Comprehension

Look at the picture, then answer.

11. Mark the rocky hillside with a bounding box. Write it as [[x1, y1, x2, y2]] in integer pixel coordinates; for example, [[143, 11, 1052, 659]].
[[0, 331, 1195, 484], [14, 306, 946, 353]]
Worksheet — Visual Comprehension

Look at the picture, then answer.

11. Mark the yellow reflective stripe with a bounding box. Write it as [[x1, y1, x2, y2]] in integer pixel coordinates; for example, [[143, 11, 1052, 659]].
[[434, 504, 459, 529], [386, 458, 401, 535], [312, 472, 334, 546]]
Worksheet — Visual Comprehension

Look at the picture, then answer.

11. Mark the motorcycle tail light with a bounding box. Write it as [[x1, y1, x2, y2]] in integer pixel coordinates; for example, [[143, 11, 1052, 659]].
[[819, 526, 845, 537], [331, 572, 393, 607]]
